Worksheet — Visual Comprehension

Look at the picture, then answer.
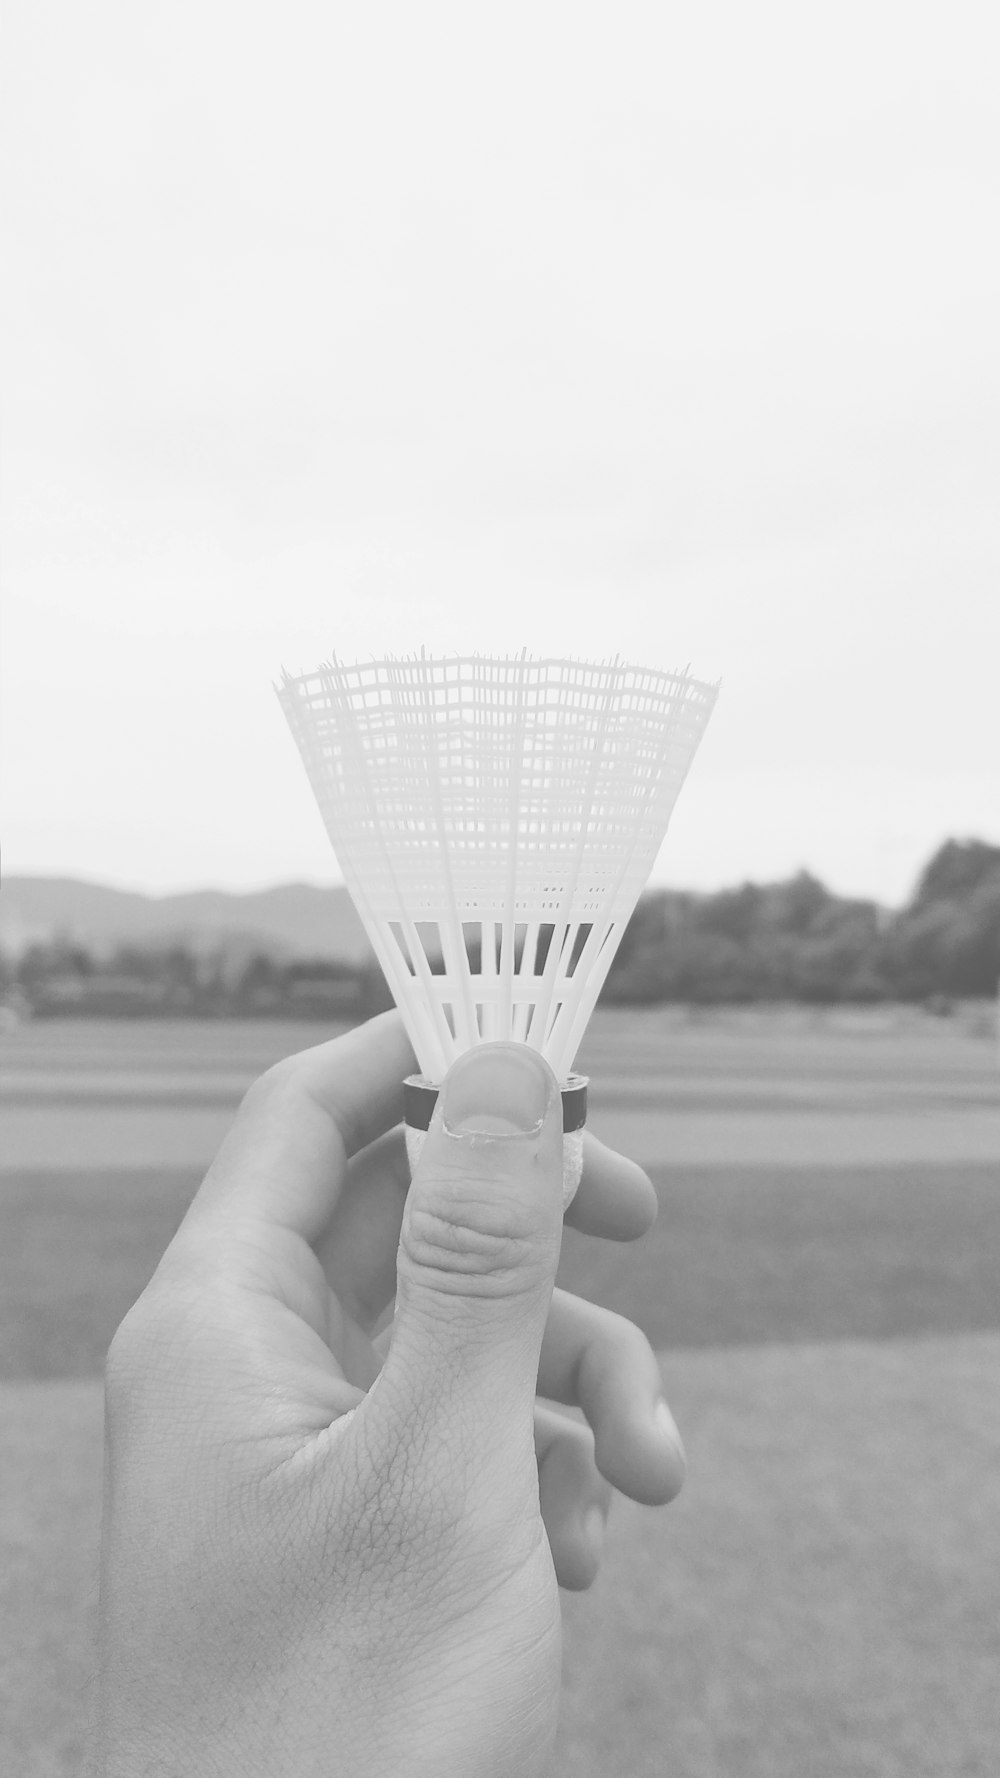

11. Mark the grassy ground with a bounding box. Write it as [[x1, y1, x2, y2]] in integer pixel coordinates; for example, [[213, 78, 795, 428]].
[[5, 1160, 1000, 1380], [1, 1010, 998, 1776], [557, 1334, 1000, 1778], [7, 1339, 999, 1778]]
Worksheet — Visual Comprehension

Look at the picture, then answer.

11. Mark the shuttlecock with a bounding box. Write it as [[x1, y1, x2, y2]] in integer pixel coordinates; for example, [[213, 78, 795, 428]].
[[277, 652, 718, 1205]]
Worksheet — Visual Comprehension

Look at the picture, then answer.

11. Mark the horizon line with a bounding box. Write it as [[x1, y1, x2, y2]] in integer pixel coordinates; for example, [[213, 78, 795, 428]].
[[6, 835, 998, 913]]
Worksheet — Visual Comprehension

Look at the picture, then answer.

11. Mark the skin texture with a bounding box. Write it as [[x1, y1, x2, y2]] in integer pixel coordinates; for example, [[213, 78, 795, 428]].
[[88, 1014, 685, 1778]]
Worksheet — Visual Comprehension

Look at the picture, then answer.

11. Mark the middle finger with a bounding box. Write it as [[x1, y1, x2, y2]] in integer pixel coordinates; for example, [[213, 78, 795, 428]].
[[537, 1288, 686, 1506]]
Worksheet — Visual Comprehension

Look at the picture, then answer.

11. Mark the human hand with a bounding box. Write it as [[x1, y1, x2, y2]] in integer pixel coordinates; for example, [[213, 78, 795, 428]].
[[89, 1013, 685, 1778]]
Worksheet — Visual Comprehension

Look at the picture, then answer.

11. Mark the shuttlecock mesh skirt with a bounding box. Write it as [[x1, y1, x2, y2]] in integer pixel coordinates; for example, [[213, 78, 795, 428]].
[[277, 652, 718, 1203]]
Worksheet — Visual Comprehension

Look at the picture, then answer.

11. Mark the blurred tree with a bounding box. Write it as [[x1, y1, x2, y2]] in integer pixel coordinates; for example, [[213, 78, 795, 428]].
[[9, 835, 998, 1015], [911, 838, 1000, 909], [886, 838, 1000, 998]]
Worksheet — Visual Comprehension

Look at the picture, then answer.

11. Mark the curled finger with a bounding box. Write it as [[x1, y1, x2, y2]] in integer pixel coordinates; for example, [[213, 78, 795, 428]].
[[537, 1289, 685, 1506], [535, 1404, 612, 1592]]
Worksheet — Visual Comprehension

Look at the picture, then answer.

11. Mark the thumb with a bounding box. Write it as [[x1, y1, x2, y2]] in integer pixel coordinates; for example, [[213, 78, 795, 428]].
[[377, 1043, 565, 1436]]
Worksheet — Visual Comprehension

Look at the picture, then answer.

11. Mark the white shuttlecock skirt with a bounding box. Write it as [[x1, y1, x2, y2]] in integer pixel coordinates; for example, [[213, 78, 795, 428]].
[[278, 653, 718, 1210]]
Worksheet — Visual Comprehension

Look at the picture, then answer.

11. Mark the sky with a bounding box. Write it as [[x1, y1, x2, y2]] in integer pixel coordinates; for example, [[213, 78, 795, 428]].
[[2, 0, 998, 908]]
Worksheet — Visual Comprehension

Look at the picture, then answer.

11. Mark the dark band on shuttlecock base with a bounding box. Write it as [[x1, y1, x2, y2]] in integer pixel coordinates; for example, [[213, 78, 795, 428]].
[[403, 1072, 588, 1135]]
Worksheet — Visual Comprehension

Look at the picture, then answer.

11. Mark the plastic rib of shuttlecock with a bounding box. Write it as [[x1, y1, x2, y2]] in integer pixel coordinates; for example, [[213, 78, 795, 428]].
[[277, 653, 718, 1086]]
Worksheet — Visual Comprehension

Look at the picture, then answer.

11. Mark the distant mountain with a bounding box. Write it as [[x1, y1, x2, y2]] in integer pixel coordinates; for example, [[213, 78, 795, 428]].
[[0, 876, 373, 964]]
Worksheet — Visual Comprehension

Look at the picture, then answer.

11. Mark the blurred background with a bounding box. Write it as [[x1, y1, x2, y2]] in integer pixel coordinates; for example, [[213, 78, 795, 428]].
[[2, 3, 999, 1773]]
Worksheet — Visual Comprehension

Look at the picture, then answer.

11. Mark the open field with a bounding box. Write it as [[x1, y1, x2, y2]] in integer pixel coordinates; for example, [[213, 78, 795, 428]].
[[1, 1009, 998, 1776], [6, 1160, 1000, 1380]]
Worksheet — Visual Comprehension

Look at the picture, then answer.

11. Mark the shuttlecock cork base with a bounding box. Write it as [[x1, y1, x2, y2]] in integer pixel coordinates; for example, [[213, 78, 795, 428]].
[[277, 651, 718, 1209], [404, 1071, 589, 1209]]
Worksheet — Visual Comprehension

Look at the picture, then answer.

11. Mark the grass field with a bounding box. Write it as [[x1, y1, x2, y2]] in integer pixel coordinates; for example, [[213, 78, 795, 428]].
[[2, 1009, 998, 1776]]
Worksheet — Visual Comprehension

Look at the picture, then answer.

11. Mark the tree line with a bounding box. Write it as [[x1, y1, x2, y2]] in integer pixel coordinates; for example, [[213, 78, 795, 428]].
[[4, 838, 998, 1019], [603, 838, 1000, 1005]]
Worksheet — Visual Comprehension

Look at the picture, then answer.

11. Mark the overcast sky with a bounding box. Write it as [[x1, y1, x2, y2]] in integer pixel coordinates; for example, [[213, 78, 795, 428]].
[[3, 1, 997, 906]]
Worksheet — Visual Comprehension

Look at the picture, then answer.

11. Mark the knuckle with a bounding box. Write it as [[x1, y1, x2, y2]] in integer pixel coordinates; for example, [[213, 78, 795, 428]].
[[103, 1295, 166, 1404], [102, 1255, 220, 1411], [578, 1305, 658, 1398], [398, 1181, 552, 1297], [241, 1056, 297, 1111], [601, 1305, 655, 1361], [238, 1056, 361, 1154]]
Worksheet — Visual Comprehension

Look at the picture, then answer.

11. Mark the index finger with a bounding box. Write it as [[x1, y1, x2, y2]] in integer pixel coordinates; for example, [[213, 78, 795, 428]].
[[181, 1011, 416, 1245]]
